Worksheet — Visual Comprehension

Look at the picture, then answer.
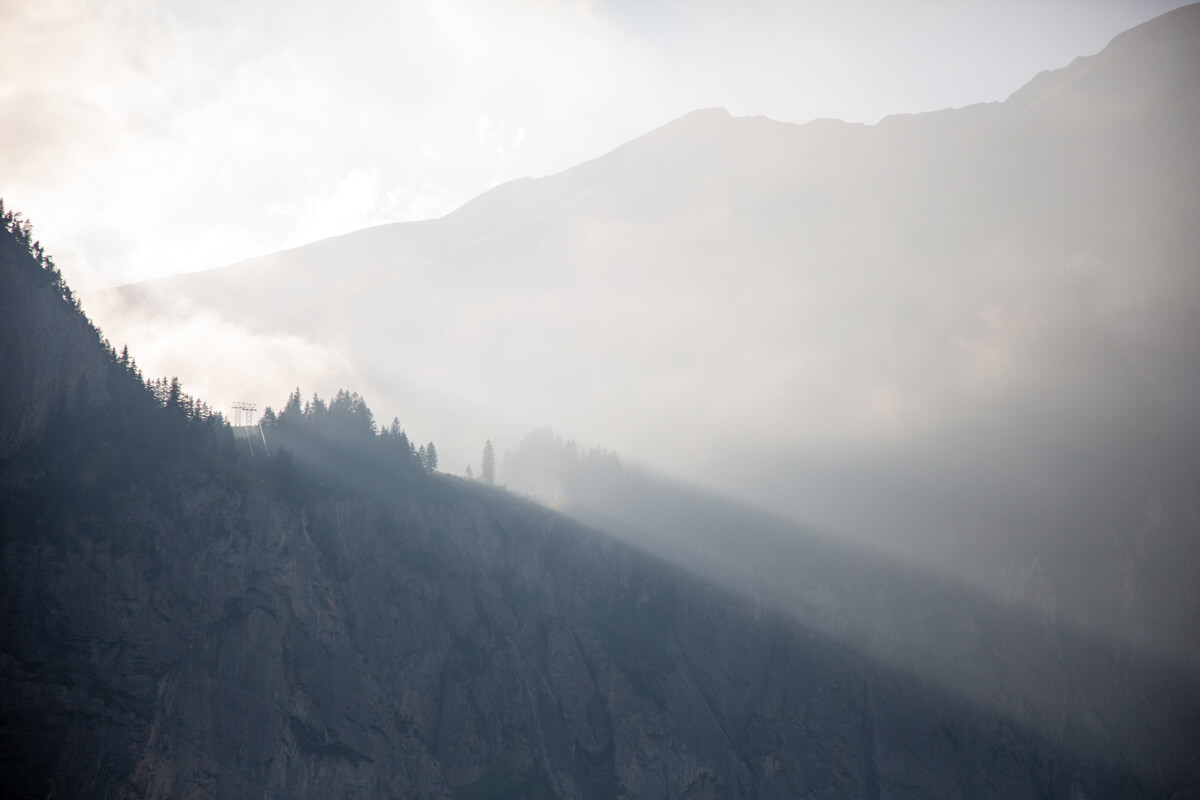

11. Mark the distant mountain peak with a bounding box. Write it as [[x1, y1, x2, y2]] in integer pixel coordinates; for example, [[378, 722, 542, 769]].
[[1005, 1, 1200, 112], [670, 106, 732, 122]]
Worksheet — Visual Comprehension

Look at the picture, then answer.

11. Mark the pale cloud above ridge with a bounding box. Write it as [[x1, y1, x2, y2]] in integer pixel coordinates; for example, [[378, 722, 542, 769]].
[[1, 0, 1190, 293]]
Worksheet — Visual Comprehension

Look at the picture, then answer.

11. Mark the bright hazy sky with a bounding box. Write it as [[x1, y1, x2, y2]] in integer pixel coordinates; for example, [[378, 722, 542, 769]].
[[0, 0, 1189, 291]]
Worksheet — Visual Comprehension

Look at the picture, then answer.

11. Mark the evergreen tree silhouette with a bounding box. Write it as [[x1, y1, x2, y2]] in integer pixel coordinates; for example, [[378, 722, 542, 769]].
[[481, 439, 495, 484]]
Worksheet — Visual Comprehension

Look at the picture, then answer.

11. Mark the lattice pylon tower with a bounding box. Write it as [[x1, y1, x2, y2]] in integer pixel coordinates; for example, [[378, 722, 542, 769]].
[[230, 401, 259, 455], [231, 401, 257, 428]]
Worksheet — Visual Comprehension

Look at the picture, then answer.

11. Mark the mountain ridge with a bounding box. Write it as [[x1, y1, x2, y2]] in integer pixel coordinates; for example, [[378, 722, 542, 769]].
[[94, 3, 1200, 504], [11, 214, 1198, 797], [109, 2, 1200, 292]]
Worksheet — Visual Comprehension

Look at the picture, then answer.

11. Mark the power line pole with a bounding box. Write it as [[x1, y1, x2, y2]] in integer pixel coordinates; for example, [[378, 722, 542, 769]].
[[231, 401, 258, 454]]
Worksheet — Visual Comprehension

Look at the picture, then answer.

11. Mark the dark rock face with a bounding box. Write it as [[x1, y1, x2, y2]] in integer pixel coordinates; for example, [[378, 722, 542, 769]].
[[6, 476, 1192, 800], [505, 430, 1200, 792], [2, 219, 1200, 798]]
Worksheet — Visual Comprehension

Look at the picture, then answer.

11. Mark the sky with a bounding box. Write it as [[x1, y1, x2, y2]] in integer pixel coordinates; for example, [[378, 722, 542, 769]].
[[0, 0, 1190, 293]]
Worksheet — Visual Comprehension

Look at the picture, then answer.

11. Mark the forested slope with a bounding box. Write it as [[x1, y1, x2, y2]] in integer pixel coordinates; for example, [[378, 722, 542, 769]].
[[3, 212, 1198, 799]]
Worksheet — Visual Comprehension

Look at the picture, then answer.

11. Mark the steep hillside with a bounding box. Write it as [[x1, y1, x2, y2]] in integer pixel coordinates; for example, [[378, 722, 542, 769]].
[[6, 218, 1199, 797], [504, 427, 1200, 751], [503, 428, 1200, 672], [0, 205, 110, 459]]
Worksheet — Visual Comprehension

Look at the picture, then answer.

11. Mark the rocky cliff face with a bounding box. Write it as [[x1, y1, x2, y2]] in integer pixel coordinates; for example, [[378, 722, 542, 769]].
[[3, 218, 1199, 799], [7, 474, 1195, 800]]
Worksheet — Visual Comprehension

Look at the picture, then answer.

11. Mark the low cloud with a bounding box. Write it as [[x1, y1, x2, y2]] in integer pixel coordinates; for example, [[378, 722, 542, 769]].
[[84, 289, 360, 420]]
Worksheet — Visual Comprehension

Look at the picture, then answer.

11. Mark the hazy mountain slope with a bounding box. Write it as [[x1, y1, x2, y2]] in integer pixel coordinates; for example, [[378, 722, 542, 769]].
[[503, 427, 1200, 670], [503, 430, 1200, 758], [98, 4, 1200, 505], [7, 220, 1199, 797]]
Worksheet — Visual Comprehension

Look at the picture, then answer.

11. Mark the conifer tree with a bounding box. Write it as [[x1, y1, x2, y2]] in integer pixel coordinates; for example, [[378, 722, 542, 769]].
[[481, 439, 495, 484], [282, 388, 303, 420]]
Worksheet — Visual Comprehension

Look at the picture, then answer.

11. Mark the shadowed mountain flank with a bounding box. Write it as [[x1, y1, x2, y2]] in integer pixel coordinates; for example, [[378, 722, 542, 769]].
[[6, 208, 1199, 797], [504, 429, 1200, 771], [5, 6, 1199, 799]]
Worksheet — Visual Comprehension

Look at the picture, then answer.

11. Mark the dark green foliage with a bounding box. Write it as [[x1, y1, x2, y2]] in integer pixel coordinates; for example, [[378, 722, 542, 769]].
[[5, 364, 238, 528], [260, 388, 426, 498], [282, 387, 303, 419], [421, 441, 438, 472], [0, 206, 237, 517], [19, 349, 233, 492], [1, 198, 78, 312], [0, 201, 433, 526], [0, 204, 447, 622]]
